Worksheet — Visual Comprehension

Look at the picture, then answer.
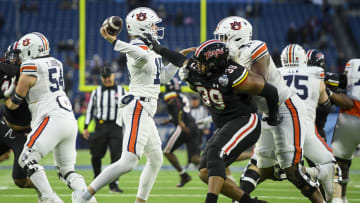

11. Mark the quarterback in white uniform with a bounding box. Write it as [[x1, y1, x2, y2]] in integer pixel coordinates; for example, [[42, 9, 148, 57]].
[[76, 7, 178, 203], [214, 17, 326, 202], [332, 59, 360, 203], [6, 32, 91, 203]]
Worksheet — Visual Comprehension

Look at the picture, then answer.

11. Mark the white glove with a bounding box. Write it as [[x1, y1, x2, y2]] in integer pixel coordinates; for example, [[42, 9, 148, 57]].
[[4, 76, 16, 98], [179, 67, 189, 81]]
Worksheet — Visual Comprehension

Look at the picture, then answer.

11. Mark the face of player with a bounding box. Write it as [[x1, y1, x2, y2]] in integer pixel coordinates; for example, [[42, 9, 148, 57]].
[[197, 63, 207, 75], [101, 73, 115, 87]]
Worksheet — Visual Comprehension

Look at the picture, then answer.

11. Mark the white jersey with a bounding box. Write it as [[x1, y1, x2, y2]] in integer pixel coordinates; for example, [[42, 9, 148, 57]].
[[344, 59, 360, 101], [20, 57, 74, 127], [235, 40, 294, 112], [114, 38, 163, 100], [278, 66, 324, 122]]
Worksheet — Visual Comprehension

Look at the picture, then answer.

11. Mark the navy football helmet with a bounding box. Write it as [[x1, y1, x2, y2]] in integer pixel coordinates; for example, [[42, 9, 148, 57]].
[[307, 49, 326, 70]]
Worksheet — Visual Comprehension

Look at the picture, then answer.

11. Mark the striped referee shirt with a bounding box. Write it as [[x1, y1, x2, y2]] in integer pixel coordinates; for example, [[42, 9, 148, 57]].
[[84, 85, 126, 129]]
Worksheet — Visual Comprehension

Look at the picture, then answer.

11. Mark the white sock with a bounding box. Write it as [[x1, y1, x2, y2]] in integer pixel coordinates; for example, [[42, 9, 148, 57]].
[[137, 148, 163, 200], [30, 169, 54, 197], [90, 152, 138, 192], [82, 190, 93, 201], [67, 173, 87, 191], [180, 169, 186, 175]]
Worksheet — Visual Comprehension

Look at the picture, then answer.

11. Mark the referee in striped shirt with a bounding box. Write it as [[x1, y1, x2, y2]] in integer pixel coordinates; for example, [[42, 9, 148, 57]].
[[83, 66, 126, 193]]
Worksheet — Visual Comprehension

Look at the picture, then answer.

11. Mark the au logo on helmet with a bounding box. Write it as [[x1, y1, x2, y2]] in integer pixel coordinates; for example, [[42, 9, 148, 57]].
[[204, 48, 224, 60], [136, 12, 147, 21], [22, 38, 31, 46], [230, 21, 241, 30]]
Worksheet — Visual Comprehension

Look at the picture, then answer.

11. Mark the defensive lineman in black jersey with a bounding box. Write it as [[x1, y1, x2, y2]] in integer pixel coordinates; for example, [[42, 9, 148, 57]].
[[0, 42, 36, 191], [140, 36, 281, 203], [162, 78, 201, 187]]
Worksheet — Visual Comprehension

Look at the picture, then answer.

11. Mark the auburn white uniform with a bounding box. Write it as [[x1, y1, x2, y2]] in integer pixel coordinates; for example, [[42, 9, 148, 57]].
[[235, 40, 307, 169], [278, 66, 334, 164], [332, 59, 360, 160], [20, 57, 77, 170]]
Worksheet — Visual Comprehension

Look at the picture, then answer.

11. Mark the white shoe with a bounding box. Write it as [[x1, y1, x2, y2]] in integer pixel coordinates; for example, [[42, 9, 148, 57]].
[[89, 196, 97, 203], [342, 196, 349, 203], [40, 193, 64, 203], [317, 163, 335, 202], [72, 190, 89, 203], [332, 197, 342, 203]]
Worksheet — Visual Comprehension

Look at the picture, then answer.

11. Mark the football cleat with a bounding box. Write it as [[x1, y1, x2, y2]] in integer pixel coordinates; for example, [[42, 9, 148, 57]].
[[176, 172, 192, 187]]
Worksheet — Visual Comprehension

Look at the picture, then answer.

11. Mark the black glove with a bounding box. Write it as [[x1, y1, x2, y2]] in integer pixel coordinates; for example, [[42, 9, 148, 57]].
[[263, 112, 282, 126], [139, 33, 163, 53]]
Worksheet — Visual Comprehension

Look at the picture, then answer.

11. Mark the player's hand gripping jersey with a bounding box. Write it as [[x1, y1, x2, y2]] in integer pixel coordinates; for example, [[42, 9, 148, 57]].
[[20, 57, 74, 126], [185, 59, 257, 128], [236, 40, 294, 112], [278, 66, 324, 122]]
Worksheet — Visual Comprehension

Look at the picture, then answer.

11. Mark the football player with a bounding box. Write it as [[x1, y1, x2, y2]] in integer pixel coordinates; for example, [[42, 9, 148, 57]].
[[5, 32, 92, 203], [76, 7, 179, 203], [140, 35, 282, 202], [0, 42, 37, 194], [215, 16, 325, 202], [331, 59, 360, 203], [162, 77, 201, 187]]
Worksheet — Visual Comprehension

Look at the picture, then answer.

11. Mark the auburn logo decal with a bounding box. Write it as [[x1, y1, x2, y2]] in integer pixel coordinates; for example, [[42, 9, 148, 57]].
[[23, 38, 31, 46], [136, 12, 147, 21], [230, 21, 241, 30], [204, 48, 224, 60]]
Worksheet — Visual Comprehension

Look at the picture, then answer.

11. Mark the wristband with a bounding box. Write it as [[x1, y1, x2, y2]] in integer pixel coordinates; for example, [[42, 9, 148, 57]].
[[11, 92, 25, 105]]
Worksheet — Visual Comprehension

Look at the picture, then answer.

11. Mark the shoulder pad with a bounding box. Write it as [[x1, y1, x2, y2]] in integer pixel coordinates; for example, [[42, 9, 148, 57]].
[[249, 40, 268, 62], [222, 63, 248, 88]]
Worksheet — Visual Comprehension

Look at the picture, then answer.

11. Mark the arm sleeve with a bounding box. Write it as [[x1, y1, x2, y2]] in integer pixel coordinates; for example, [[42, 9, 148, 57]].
[[113, 40, 149, 60], [250, 41, 268, 63], [160, 63, 179, 84], [20, 63, 38, 77], [84, 89, 97, 129], [0, 63, 20, 77]]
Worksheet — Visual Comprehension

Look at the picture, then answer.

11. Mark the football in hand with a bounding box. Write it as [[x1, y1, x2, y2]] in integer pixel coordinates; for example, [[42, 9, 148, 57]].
[[102, 16, 123, 36]]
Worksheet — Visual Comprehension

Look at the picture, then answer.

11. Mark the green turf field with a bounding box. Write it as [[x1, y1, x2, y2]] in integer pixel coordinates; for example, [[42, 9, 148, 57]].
[[1, 149, 359, 203]]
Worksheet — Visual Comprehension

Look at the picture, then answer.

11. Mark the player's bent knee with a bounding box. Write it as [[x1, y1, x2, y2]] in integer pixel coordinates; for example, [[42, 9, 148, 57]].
[[18, 148, 43, 177], [286, 164, 319, 198], [207, 146, 226, 179], [199, 168, 208, 183]]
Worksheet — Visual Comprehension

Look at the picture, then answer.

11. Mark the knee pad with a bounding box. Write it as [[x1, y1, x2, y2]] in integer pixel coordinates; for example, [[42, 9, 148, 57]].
[[146, 148, 163, 170], [18, 148, 43, 177], [117, 151, 138, 172], [286, 164, 319, 198], [56, 166, 86, 190], [207, 146, 226, 179]]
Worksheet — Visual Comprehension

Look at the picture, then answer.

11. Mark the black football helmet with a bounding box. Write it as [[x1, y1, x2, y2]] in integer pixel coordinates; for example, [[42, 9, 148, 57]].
[[5, 41, 21, 65], [307, 49, 326, 70], [193, 40, 229, 77], [165, 77, 181, 92]]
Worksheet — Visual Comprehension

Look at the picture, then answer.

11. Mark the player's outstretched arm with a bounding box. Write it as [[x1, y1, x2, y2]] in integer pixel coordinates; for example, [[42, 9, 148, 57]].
[[328, 90, 354, 110], [234, 70, 280, 126]]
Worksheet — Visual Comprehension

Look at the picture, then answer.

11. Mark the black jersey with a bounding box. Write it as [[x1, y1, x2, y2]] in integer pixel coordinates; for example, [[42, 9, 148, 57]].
[[163, 91, 196, 127], [0, 63, 31, 127], [186, 59, 257, 128]]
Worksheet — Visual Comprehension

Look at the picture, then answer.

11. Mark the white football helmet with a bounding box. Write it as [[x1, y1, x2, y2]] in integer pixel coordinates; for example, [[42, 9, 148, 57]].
[[126, 7, 164, 39], [214, 16, 252, 48], [280, 44, 307, 67], [16, 32, 50, 62]]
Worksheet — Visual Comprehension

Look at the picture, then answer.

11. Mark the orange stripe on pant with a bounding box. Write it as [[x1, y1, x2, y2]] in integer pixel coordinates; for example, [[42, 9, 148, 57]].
[[128, 101, 143, 154], [315, 126, 333, 152], [285, 99, 302, 165], [26, 117, 49, 148]]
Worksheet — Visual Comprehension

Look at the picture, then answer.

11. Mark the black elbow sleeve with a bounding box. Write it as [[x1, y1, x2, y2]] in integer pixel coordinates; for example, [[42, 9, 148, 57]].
[[158, 47, 188, 67], [259, 82, 279, 115]]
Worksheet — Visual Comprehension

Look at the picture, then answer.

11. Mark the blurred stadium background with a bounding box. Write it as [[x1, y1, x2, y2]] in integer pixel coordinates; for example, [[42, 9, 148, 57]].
[[1, 0, 360, 202]]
